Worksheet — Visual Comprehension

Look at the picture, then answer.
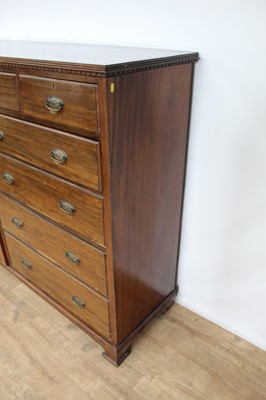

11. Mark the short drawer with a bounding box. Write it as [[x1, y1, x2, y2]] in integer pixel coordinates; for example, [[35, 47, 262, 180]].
[[19, 75, 99, 137], [5, 233, 109, 338], [0, 154, 104, 247], [0, 114, 101, 192], [0, 72, 19, 112], [0, 194, 106, 295]]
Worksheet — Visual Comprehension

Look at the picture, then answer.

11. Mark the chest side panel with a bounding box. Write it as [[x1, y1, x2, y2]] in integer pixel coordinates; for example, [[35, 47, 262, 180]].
[[108, 64, 194, 342]]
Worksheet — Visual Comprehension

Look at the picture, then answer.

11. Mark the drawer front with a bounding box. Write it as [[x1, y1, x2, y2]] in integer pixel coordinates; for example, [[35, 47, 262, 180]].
[[0, 154, 104, 246], [0, 194, 107, 295], [5, 233, 109, 338], [0, 114, 101, 192], [0, 72, 19, 112], [19, 75, 99, 136]]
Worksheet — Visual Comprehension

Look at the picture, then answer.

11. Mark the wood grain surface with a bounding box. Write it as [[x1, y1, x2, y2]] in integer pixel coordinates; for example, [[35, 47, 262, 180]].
[[0, 72, 19, 112], [19, 75, 99, 136], [0, 45, 200, 366], [0, 240, 5, 266], [0, 114, 101, 191], [96, 79, 118, 345], [108, 64, 194, 342], [5, 233, 110, 338], [0, 153, 104, 246], [0, 40, 199, 78], [0, 264, 264, 400], [0, 193, 107, 295]]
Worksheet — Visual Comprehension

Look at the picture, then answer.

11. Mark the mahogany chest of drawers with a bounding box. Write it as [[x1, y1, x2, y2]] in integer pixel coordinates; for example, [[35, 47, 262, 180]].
[[0, 41, 198, 366]]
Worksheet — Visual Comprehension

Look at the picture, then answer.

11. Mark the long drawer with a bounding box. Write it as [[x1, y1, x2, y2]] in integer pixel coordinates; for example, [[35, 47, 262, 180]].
[[0, 153, 104, 246], [5, 232, 110, 338], [0, 194, 106, 295], [0, 72, 19, 112], [0, 114, 101, 192], [19, 75, 99, 137]]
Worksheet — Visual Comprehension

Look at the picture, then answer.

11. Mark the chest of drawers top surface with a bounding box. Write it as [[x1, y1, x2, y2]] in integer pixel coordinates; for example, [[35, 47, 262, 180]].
[[0, 41, 198, 366], [0, 40, 198, 74]]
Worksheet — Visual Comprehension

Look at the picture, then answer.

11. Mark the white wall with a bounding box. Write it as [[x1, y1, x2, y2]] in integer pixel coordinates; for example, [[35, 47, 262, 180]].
[[0, 0, 265, 350]]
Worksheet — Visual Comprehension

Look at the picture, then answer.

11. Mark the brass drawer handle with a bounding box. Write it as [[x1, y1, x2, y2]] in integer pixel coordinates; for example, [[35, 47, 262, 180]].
[[50, 148, 68, 164], [2, 172, 14, 185], [66, 251, 80, 265], [72, 295, 86, 309], [44, 95, 64, 113], [21, 259, 32, 270], [59, 200, 76, 215], [0, 130, 4, 140], [12, 217, 24, 229]]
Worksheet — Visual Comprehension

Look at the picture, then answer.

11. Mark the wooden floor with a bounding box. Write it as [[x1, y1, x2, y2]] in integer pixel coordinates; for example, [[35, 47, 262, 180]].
[[0, 266, 265, 400]]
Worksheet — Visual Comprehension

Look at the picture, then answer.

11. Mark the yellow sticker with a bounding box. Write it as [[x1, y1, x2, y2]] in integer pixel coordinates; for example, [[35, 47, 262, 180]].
[[110, 83, 115, 93]]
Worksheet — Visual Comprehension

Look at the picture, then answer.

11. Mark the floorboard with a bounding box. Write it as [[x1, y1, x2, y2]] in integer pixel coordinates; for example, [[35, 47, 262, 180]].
[[0, 266, 265, 400]]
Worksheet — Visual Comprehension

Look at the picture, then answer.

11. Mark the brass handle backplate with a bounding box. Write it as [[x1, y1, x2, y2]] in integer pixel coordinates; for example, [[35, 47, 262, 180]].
[[44, 95, 64, 113], [66, 251, 80, 265], [72, 295, 86, 309], [59, 200, 76, 215], [2, 172, 14, 185], [12, 217, 24, 229], [21, 259, 32, 270], [50, 148, 68, 164], [0, 131, 4, 140]]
